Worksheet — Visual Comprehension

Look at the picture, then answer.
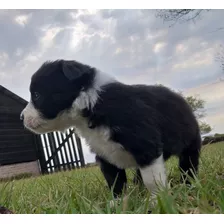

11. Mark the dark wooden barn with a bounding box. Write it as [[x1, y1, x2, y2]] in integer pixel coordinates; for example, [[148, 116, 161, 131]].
[[0, 85, 39, 166], [0, 85, 85, 178]]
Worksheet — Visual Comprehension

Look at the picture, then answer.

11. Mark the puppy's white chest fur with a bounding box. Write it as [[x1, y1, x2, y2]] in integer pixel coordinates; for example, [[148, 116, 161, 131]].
[[74, 118, 137, 169]]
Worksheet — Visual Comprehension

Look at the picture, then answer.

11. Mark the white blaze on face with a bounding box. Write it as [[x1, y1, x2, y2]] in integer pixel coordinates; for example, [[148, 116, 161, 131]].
[[21, 101, 45, 133], [21, 100, 80, 134]]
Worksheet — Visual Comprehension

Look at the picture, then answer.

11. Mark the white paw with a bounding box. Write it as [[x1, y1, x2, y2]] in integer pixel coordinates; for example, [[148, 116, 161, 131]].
[[109, 195, 129, 210], [109, 197, 122, 208]]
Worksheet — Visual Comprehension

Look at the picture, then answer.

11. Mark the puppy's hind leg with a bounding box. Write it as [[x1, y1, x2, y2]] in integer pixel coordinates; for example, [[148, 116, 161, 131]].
[[179, 133, 201, 184], [139, 154, 167, 209], [139, 154, 167, 192]]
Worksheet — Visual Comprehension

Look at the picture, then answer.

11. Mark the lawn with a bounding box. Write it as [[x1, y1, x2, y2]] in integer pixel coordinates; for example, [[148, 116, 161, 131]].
[[0, 142, 224, 214]]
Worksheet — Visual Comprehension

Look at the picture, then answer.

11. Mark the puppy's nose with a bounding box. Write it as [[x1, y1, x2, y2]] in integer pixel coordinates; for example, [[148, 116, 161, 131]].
[[20, 112, 24, 121]]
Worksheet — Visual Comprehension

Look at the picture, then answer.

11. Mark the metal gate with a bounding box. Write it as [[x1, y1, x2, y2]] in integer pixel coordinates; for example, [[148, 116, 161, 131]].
[[35, 128, 85, 174]]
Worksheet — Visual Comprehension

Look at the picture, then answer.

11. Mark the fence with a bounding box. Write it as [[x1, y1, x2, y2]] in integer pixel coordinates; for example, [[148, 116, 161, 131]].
[[35, 128, 85, 174]]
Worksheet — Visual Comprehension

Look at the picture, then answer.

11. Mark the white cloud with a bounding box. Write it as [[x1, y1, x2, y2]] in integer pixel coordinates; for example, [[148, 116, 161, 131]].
[[175, 43, 188, 54], [153, 42, 167, 53], [0, 52, 8, 67], [14, 14, 32, 27], [184, 80, 224, 105], [40, 26, 63, 49], [20, 26, 63, 65], [114, 48, 123, 55], [24, 54, 39, 62], [15, 48, 23, 57], [70, 21, 88, 49], [0, 72, 6, 78], [172, 47, 215, 70], [146, 29, 168, 41]]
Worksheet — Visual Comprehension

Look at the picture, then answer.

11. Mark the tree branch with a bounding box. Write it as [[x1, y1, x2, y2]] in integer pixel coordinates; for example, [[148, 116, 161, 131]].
[[155, 9, 209, 27]]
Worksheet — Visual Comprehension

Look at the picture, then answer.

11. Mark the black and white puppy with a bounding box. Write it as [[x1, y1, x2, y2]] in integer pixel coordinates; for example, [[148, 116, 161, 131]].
[[21, 59, 201, 198]]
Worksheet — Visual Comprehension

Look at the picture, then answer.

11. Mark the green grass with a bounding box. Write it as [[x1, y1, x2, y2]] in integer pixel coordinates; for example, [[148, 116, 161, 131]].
[[1, 142, 224, 214]]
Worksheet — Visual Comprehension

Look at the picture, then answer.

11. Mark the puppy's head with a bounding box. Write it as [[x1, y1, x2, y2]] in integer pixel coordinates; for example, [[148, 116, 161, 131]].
[[21, 59, 96, 134]]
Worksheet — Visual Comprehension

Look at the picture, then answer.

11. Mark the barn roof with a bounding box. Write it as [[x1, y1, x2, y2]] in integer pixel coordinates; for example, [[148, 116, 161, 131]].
[[0, 85, 28, 106]]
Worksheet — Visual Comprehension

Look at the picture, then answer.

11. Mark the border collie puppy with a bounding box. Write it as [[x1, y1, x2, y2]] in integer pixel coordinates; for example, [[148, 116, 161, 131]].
[[21, 59, 201, 198]]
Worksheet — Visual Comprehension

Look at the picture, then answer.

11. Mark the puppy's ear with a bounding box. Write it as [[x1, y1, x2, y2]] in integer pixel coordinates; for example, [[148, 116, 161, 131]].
[[62, 60, 87, 81]]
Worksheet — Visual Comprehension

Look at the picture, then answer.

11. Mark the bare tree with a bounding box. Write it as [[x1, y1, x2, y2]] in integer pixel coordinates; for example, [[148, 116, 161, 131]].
[[155, 9, 210, 27], [156, 10, 224, 75]]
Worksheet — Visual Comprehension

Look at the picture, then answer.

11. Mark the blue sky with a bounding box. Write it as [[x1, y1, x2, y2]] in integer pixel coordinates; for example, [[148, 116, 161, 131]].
[[0, 9, 224, 162]]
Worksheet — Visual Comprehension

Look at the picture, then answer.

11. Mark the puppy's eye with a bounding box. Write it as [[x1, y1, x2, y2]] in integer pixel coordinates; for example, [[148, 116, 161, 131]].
[[32, 92, 41, 101]]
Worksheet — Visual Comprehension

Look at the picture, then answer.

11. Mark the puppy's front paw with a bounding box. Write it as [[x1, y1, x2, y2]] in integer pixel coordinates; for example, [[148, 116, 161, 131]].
[[109, 197, 122, 209], [109, 195, 129, 211]]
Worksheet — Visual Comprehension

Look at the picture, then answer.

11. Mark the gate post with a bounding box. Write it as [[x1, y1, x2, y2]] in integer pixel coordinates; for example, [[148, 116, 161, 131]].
[[33, 135, 48, 174]]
